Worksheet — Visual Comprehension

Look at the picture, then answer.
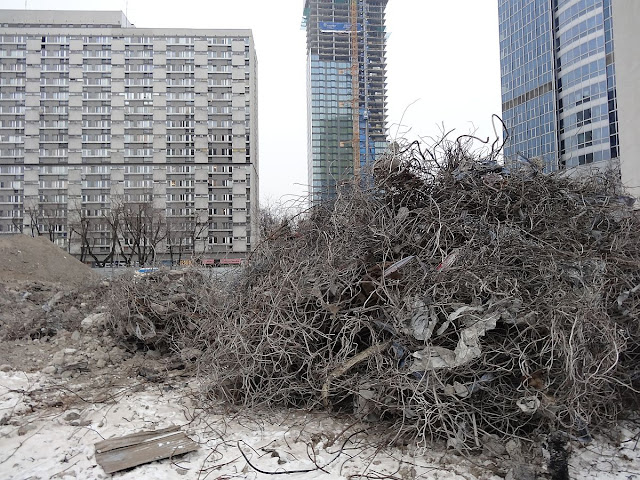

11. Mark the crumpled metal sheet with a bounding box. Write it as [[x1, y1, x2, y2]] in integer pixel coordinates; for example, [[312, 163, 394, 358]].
[[408, 303, 484, 342], [443, 373, 496, 398], [516, 396, 541, 414], [409, 312, 500, 371], [407, 300, 437, 341]]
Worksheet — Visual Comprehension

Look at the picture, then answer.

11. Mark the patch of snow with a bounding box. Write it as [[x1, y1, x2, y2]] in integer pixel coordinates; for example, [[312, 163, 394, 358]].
[[0, 371, 638, 480]]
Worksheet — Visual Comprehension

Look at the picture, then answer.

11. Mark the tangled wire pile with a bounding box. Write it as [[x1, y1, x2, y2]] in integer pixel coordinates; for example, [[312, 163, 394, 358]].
[[109, 137, 640, 450]]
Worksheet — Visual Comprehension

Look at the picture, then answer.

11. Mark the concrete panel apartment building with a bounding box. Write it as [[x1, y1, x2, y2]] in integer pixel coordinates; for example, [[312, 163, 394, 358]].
[[0, 10, 258, 265]]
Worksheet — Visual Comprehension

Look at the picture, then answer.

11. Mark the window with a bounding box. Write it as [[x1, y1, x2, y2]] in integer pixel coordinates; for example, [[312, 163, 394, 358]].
[[166, 37, 194, 45], [125, 36, 152, 44], [576, 108, 591, 127], [577, 131, 593, 149], [578, 153, 594, 165], [124, 165, 152, 174], [83, 36, 111, 44], [124, 179, 152, 188], [39, 166, 67, 174], [82, 165, 109, 174]]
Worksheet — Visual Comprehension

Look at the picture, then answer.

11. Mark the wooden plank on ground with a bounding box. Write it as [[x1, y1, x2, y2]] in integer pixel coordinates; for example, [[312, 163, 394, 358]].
[[94, 426, 199, 474], [95, 425, 181, 453]]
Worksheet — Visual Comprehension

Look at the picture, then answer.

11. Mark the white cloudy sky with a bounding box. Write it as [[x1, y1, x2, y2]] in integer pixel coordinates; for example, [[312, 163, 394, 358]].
[[2, 0, 502, 205]]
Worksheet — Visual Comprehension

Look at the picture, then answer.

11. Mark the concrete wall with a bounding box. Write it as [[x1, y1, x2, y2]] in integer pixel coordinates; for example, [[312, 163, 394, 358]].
[[612, 1, 640, 203]]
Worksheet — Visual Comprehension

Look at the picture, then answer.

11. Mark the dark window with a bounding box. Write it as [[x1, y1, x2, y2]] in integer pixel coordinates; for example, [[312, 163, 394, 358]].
[[576, 108, 591, 127], [577, 130, 593, 148]]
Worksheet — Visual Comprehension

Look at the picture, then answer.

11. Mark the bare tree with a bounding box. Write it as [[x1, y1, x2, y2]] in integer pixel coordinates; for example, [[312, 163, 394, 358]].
[[39, 203, 66, 244], [102, 198, 128, 265], [165, 209, 209, 265], [142, 202, 167, 264], [68, 202, 102, 265], [165, 217, 186, 267], [23, 198, 66, 244], [259, 205, 290, 239], [24, 200, 42, 237], [119, 201, 166, 266], [186, 208, 210, 257], [10, 215, 23, 234]]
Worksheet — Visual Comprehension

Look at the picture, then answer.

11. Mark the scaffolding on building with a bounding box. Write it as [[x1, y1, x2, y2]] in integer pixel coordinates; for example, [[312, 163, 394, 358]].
[[304, 0, 389, 203]]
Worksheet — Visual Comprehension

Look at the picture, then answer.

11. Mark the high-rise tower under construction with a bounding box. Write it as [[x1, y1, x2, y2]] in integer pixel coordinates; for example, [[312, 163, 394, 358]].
[[303, 0, 388, 204]]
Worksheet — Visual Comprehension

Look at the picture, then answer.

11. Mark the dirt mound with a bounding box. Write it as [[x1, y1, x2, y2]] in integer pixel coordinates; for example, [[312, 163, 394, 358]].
[[0, 234, 97, 287]]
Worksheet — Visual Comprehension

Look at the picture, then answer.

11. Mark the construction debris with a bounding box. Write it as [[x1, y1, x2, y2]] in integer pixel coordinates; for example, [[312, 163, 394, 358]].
[[108, 136, 640, 450], [94, 425, 198, 474]]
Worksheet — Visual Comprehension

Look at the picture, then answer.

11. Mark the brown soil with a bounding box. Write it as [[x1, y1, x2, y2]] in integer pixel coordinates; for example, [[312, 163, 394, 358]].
[[0, 234, 97, 287]]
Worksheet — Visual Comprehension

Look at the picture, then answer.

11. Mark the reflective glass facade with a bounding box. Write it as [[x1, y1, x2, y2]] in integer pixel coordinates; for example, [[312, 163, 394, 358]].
[[304, 0, 388, 203], [498, 0, 619, 170]]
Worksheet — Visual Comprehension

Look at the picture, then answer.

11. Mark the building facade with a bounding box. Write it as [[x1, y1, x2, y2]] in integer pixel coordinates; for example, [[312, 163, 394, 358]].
[[303, 0, 388, 204], [611, 1, 640, 200], [0, 10, 258, 264], [498, 0, 620, 171]]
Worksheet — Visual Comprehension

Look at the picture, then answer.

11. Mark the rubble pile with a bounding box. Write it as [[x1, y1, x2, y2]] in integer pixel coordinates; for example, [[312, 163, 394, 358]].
[[0, 281, 107, 341], [109, 139, 640, 450], [0, 234, 102, 341]]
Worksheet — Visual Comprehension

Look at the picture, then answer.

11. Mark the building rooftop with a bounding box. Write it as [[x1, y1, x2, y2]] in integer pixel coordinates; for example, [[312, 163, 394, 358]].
[[0, 10, 134, 28], [0, 10, 253, 37]]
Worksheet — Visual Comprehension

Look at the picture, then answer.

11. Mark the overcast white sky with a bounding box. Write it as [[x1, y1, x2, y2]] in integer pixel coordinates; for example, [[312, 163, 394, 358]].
[[3, 0, 502, 205]]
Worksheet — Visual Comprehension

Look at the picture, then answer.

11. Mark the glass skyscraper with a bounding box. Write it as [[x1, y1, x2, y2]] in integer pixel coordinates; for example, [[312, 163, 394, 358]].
[[303, 0, 388, 203], [498, 0, 619, 170]]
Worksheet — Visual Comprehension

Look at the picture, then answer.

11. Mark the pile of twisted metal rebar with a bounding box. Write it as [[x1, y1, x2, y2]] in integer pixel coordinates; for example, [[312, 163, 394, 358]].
[[110, 137, 640, 450]]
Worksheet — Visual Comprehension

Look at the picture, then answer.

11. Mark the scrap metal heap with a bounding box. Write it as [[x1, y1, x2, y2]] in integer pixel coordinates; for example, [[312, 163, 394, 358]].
[[109, 136, 640, 450]]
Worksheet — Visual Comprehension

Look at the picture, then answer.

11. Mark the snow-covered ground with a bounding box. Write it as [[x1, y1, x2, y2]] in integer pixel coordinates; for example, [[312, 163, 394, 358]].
[[1, 370, 638, 480]]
